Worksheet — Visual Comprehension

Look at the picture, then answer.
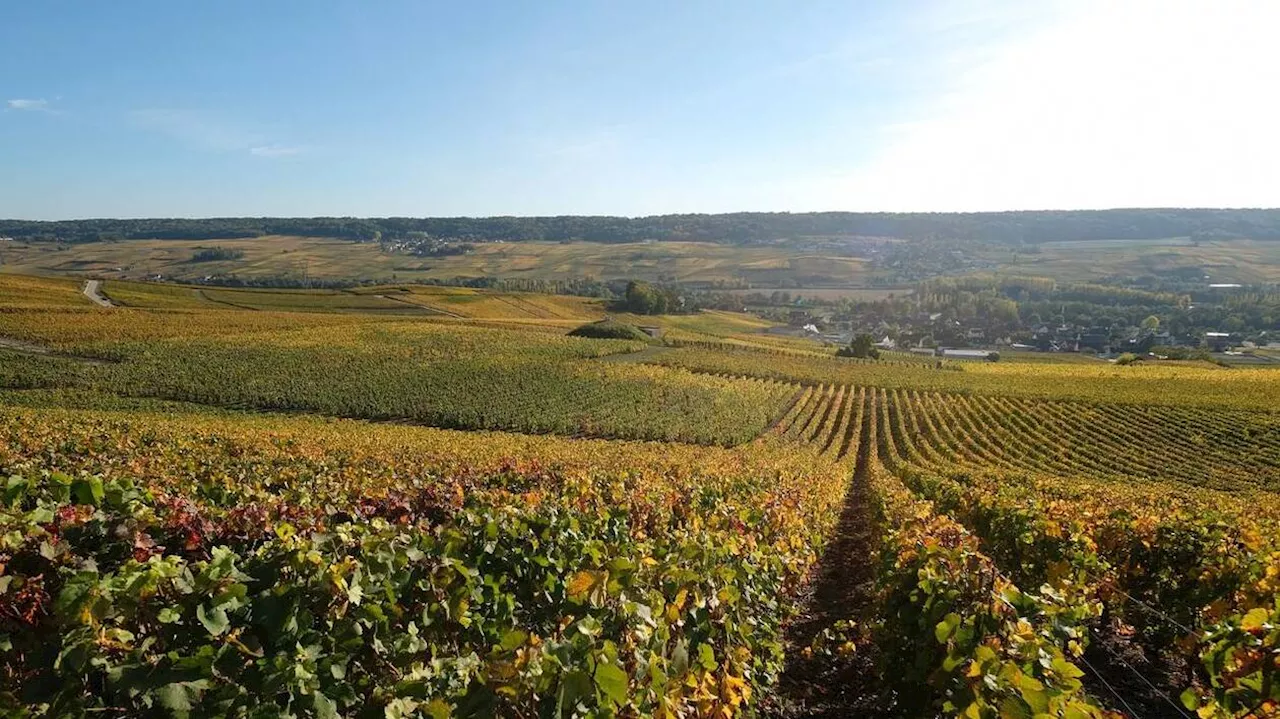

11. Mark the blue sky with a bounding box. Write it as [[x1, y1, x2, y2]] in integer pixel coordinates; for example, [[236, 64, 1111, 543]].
[[3, 0, 1278, 219]]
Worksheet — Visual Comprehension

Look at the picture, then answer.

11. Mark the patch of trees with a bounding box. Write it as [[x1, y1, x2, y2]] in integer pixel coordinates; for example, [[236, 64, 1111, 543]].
[[7, 208, 1280, 246], [192, 275, 380, 289], [837, 333, 880, 359], [435, 276, 618, 298], [190, 247, 245, 263], [816, 273, 1277, 352], [567, 320, 653, 342], [615, 281, 692, 315]]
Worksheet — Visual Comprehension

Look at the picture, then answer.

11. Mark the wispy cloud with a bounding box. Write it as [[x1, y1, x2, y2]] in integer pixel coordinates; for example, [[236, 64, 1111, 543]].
[[249, 144, 305, 158], [130, 108, 263, 151], [538, 127, 625, 163], [7, 98, 55, 112], [762, 46, 893, 85], [130, 108, 306, 158]]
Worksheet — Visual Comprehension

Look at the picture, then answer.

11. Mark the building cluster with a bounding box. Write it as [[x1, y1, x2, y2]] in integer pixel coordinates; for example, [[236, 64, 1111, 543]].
[[780, 307, 1255, 357]]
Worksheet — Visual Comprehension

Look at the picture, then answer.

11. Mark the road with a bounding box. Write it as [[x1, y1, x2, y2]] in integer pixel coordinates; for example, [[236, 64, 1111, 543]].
[[82, 279, 115, 307]]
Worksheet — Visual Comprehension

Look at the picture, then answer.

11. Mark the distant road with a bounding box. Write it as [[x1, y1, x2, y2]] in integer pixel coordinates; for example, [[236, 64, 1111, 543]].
[[82, 279, 114, 307]]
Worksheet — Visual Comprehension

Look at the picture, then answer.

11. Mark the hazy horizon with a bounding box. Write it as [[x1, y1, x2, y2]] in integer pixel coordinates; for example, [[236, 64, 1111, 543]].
[[9, 205, 1280, 224], [5, 0, 1279, 219]]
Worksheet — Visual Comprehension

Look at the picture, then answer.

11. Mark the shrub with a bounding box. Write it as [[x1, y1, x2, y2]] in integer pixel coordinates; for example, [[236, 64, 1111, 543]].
[[190, 247, 245, 263], [568, 319, 652, 342]]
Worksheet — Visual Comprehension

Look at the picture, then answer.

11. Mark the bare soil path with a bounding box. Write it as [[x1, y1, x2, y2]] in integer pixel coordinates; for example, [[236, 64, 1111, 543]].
[[0, 337, 113, 365], [766, 400, 889, 717], [0, 337, 57, 355]]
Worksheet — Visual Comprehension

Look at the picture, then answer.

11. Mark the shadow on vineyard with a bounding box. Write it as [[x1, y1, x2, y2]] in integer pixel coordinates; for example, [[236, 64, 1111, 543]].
[[1080, 623, 1195, 719], [767, 409, 892, 717]]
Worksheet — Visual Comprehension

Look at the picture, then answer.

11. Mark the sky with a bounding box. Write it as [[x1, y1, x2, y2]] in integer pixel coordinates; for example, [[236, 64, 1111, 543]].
[[3, 0, 1279, 219]]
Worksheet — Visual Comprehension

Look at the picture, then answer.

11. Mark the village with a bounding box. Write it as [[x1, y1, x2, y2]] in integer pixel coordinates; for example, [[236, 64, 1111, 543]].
[[774, 305, 1278, 362]]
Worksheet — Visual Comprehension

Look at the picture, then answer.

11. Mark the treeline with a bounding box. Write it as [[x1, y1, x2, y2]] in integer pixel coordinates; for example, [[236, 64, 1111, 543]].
[[0, 218, 385, 243], [846, 275, 1277, 342], [6, 208, 1280, 245], [191, 273, 622, 297], [916, 276, 1274, 335], [920, 276, 1189, 307]]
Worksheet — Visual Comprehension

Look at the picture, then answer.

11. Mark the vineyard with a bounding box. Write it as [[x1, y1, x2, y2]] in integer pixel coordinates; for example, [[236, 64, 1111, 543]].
[[640, 346, 1280, 411], [868, 385, 1280, 718], [769, 383, 1280, 717], [1, 274, 1279, 717], [0, 406, 850, 717], [0, 318, 799, 446]]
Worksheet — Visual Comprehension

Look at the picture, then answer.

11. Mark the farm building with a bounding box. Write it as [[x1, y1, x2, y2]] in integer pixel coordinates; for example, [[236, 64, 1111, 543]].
[[1205, 332, 1232, 351], [940, 348, 994, 360]]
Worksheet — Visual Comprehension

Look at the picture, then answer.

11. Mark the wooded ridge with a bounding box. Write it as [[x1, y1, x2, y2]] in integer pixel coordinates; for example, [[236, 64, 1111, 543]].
[[6, 208, 1280, 245]]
